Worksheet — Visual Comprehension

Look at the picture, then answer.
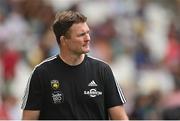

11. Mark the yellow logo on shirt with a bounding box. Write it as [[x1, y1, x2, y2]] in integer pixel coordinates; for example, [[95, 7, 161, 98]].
[[51, 80, 60, 90]]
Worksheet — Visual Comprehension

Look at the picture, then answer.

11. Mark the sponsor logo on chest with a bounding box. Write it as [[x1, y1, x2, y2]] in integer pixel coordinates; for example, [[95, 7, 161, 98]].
[[84, 80, 102, 97], [52, 91, 64, 104]]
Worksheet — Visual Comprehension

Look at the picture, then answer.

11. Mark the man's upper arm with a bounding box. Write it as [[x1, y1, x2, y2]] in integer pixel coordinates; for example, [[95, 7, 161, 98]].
[[22, 110, 40, 120], [108, 105, 129, 120], [21, 68, 43, 110], [103, 64, 126, 107], [102, 64, 128, 119], [21, 67, 43, 119]]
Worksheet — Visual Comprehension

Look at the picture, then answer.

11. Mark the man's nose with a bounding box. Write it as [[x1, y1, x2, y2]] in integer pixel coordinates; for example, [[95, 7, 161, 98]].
[[85, 34, 90, 42]]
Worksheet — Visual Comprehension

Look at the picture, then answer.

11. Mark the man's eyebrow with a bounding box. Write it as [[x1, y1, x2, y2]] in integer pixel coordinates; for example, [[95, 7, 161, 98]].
[[78, 30, 90, 36]]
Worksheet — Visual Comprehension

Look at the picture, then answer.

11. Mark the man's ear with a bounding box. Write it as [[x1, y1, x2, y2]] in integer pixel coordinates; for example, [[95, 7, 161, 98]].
[[60, 36, 66, 46]]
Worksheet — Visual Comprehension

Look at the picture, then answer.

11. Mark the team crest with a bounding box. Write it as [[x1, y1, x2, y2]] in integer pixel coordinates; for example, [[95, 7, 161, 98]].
[[51, 80, 60, 90]]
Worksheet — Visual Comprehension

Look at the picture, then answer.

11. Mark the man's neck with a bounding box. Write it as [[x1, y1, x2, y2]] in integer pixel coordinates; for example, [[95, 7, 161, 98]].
[[59, 53, 85, 66]]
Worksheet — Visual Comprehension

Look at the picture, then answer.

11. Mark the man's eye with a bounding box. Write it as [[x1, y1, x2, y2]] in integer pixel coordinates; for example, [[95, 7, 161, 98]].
[[79, 33, 85, 36]]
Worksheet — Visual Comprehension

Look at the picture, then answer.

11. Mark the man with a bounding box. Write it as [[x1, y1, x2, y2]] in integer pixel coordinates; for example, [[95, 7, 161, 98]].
[[21, 10, 129, 120]]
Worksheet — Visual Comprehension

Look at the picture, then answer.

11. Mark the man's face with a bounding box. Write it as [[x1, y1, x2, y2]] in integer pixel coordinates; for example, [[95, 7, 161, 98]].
[[64, 22, 90, 55]]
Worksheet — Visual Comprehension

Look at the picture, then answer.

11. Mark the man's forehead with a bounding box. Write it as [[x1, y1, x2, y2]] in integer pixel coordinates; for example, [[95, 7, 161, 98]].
[[70, 23, 89, 32]]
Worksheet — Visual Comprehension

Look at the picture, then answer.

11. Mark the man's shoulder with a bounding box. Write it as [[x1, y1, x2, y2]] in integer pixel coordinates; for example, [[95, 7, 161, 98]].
[[86, 55, 109, 68], [34, 55, 58, 70]]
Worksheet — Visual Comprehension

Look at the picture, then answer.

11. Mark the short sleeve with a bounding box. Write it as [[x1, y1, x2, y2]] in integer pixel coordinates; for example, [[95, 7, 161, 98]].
[[21, 67, 43, 110], [103, 64, 126, 108]]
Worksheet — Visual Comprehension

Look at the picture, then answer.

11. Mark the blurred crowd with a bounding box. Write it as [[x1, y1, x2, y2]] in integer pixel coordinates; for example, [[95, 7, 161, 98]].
[[0, 0, 179, 119]]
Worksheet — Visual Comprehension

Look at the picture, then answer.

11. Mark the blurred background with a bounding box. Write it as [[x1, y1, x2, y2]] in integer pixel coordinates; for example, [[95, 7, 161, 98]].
[[0, 0, 179, 119]]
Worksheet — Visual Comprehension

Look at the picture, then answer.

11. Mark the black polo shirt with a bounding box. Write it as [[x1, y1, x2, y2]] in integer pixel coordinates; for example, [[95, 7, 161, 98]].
[[21, 54, 126, 120]]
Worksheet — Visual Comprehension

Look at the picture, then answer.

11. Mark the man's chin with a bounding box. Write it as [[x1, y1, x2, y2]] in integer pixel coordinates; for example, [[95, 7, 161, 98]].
[[82, 48, 90, 53], [85, 49, 90, 53]]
